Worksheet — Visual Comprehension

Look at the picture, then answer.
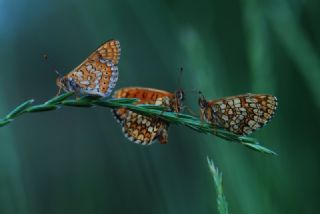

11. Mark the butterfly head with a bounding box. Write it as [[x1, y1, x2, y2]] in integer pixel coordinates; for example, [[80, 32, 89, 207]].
[[56, 73, 79, 94], [55, 70, 70, 92], [175, 88, 184, 102], [198, 91, 215, 123], [54, 69, 65, 91], [56, 75, 64, 88]]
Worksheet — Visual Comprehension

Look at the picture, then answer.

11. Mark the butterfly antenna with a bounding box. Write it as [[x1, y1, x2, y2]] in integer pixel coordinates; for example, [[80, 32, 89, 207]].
[[185, 89, 199, 94], [198, 90, 205, 98], [43, 54, 61, 77], [177, 66, 183, 90], [54, 70, 61, 77], [176, 70, 200, 95]]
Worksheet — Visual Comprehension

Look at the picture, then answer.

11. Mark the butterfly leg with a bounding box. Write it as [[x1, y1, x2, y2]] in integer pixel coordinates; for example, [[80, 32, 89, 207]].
[[182, 106, 198, 117], [199, 108, 206, 127], [55, 87, 62, 97], [158, 127, 168, 144], [75, 90, 81, 99], [73, 85, 82, 99], [173, 102, 182, 119]]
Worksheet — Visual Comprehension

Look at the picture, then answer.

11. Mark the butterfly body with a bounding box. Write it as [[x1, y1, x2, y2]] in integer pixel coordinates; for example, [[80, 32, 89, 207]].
[[199, 93, 278, 135], [56, 39, 120, 97], [112, 87, 184, 145]]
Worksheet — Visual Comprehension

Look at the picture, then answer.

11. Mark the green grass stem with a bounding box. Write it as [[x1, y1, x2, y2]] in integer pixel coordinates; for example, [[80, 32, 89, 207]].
[[0, 93, 277, 155]]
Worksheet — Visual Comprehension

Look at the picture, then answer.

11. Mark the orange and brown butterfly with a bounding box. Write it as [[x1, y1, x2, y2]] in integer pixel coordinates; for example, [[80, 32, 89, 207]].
[[198, 92, 278, 135], [112, 87, 184, 145], [55, 39, 121, 97]]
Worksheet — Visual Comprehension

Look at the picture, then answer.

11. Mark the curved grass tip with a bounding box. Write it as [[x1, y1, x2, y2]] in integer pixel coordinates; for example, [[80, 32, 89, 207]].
[[0, 119, 12, 127], [5, 99, 35, 119], [242, 143, 278, 155]]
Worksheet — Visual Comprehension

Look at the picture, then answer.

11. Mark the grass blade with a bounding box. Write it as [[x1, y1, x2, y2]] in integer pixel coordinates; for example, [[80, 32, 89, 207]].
[[5, 99, 34, 119], [242, 143, 278, 155], [62, 100, 93, 107], [107, 98, 140, 104], [0, 119, 12, 127], [207, 157, 229, 214], [27, 105, 59, 112], [45, 92, 74, 104]]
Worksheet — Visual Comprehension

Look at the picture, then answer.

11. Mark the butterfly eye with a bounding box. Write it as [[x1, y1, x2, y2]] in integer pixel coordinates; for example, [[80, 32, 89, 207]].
[[198, 97, 207, 109], [175, 89, 184, 101], [197, 91, 208, 108], [55, 77, 60, 86], [56, 76, 64, 87]]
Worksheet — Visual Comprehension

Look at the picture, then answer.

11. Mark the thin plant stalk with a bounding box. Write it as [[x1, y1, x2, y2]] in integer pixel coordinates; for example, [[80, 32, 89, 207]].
[[0, 93, 277, 155]]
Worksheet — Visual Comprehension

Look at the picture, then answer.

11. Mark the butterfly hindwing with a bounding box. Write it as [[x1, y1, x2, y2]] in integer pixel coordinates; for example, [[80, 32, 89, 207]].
[[68, 59, 118, 96], [203, 94, 277, 135], [120, 111, 168, 145], [112, 87, 176, 145]]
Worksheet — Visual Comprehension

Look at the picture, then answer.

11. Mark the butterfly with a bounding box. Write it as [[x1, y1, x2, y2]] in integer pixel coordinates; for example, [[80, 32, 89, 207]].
[[198, 93, 278, 135], [112, 87, 184, 145], [55, 39, 121, 97]]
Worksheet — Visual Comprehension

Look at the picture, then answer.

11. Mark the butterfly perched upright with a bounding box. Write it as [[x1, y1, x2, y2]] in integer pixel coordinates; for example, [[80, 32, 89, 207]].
[[198, 93, 278, 135], [112, 87, 184, 145], [55, 39, 121, 97]]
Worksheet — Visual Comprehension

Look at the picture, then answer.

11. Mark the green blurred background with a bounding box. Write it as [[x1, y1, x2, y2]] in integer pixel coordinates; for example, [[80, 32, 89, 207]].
[[0, 0, 319, 213]]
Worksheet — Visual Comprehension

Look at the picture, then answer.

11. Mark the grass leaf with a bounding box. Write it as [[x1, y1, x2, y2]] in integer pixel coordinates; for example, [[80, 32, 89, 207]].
[[45, 92, 75, 105], [27, 105, 59, 112], [62, 100, 94, 107], [207, 157, 229, 214]]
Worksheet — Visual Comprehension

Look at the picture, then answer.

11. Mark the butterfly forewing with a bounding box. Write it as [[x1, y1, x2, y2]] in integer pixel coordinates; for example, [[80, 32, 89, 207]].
[[207, 94, 277, 135], [75, 39, 121, 66], [63, 39, 121, 97], [112, 87, 177, 145]]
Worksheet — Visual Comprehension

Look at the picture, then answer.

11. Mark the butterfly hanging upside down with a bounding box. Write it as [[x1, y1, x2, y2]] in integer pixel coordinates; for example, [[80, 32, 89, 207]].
[[112, 87, 184, 145], [55, 39, 121, 97], [198, 92, 278, 135]]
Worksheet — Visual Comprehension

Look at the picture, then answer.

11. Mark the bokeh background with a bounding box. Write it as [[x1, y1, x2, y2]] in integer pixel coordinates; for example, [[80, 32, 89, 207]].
[[0, 0, 319, 213]]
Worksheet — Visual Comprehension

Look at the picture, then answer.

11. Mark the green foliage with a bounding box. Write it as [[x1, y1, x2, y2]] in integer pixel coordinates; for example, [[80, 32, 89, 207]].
[[0, 93, 277, 155]]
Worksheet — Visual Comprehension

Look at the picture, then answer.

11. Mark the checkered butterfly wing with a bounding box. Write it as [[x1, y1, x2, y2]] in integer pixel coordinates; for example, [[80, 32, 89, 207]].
[[112, 87, 177, 145], [207, 94, 277, 135], [66, 39, 121, 97]]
